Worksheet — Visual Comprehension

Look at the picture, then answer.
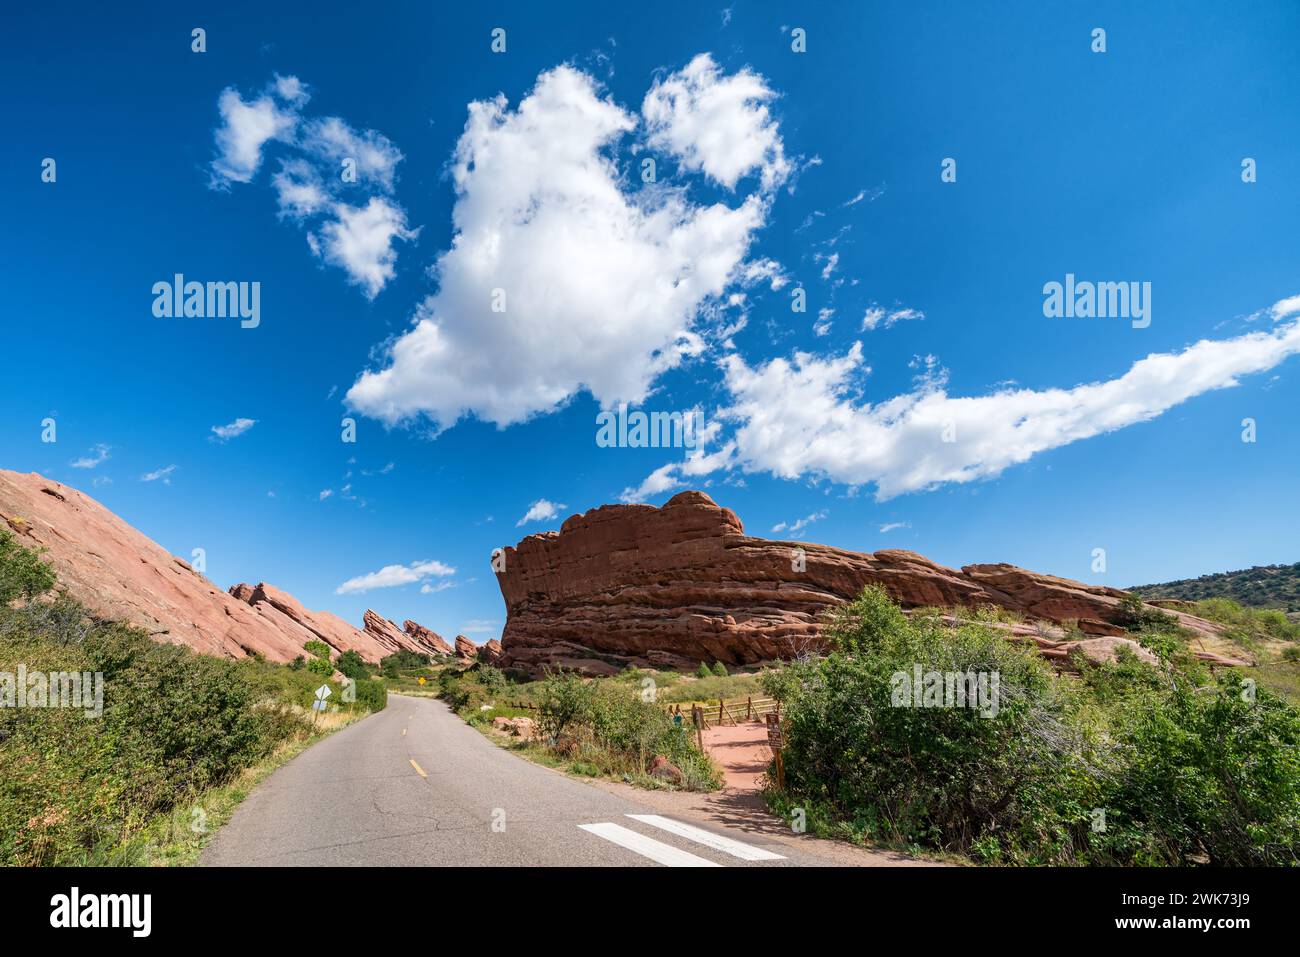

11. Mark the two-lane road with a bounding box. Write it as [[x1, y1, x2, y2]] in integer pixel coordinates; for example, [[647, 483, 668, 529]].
[[202, 694, 827, 867]]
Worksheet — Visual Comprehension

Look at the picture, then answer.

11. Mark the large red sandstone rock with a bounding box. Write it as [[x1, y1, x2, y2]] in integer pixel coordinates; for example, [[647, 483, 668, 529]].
[[454, 634, 477, 664], [228, 582, 397, 664], [403, 619, 455, 657], [0, 468, 435, 665], [362, 609, 425, 659], [481, 638, 504, 664], [0, 470, 306, 662], [495, 491, 1237, 676]]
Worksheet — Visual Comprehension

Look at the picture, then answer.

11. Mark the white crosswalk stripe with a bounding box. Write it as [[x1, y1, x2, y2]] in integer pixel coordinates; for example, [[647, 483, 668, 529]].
[[625, 814, 785, 861], [578, 822, 721, 867]]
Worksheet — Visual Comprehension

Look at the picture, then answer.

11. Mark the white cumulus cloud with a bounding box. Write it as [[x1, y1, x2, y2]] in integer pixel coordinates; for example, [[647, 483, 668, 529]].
[[309, 197, 417, 299], [347, 60, 778, 430], [210, 74, 413, 298], [642, 53, 790, 191]]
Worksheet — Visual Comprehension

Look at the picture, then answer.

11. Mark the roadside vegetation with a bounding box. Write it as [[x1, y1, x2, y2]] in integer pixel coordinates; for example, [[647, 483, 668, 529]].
[[438, 664, 723, 791], [764, 585, 1300, 866], [0, 530, 387, 866]]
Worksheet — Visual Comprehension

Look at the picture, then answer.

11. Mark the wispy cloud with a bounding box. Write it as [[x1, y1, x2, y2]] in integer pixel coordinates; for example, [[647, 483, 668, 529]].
[[516, 498, 567, 527], [210, 417, 256, 441], [862, 303, 924, 332], [140, 465, 177, 485], [336, 559, 456, 595], [70, 443, 110, 469], [626, 294, 1300, 502], [879, 521, 910, 533], [772, 509, 827, 538]]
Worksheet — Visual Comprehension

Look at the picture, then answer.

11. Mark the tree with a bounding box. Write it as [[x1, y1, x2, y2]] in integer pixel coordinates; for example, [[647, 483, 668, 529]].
[[335, 650, 368, 680]]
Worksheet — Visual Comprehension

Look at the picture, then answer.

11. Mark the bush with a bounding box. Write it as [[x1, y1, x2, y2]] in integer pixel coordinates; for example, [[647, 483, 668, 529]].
[[695, 662, 711, 678], [711, 661, 729, 677], [350, 677, 388, 713], [781, 609, 1081, 862], [335, 650, 368, 680], [477, 664, 506, 698], [774, 585, 1300, 865], [535, 671, 719, 791], [0, 537, 386, 865], [0, 616, 306, 865], [380, 649, 430, 676], [0, 530, 57, 605]]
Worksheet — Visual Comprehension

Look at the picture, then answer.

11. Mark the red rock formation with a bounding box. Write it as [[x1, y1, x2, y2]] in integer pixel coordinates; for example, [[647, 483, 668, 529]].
[[403, 619, 455, 657], [496, 490, 1238, 676], [0, 468, 439, 666], [229, 582, 398, 664], [0, 470, 307, 662], [454, 634, 477, 664], [481, 638, 504, 665]]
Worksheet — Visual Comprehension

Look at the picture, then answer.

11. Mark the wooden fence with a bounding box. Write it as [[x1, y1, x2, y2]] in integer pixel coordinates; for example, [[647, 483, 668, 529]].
[[664, 695, 779, 729], [500, 695, 780, 730]]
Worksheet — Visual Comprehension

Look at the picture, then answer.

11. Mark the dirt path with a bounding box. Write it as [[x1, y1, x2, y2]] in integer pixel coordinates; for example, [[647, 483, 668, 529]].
[[591, 718, 945, 866]]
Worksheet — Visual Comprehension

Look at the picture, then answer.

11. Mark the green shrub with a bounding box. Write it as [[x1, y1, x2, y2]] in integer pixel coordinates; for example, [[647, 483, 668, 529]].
[[536, 670, 596, 740], [350, 677, 387, 712], [303, 640, 331, 660], [0, 615, 306, 865], [823, 585, 909, 654], [380, 649, 431, 675], [478, 664, 506, 698], [1115, 594, 1180, 634], [1282, 645, 1300, 663], [711, 661, 729, 677], [774, 585, 1300, 865], [535, 671, 719, 791], [305, 655, 332, 677], [0, 530, 57, 605], [0, 538, 388, 866], [695, 662, 711, 678], [335, 649, 368, 680], [782, 611, 1081, 862]]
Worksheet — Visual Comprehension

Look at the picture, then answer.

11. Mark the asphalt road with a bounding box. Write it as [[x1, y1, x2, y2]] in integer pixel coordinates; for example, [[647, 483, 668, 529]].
[[201, 693, 826, 867]]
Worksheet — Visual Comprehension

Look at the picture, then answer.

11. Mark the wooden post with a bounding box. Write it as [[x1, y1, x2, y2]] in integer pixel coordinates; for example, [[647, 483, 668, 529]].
[[746, 696, 752, 721], [718, 699, 725, 725]]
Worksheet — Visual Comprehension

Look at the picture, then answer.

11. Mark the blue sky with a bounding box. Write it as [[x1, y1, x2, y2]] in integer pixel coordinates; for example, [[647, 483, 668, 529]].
[[4, 1, 1300, 643]]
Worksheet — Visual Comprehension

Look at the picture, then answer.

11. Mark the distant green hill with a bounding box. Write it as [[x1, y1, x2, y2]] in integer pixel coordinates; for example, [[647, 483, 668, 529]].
[[1131, 562, 1300, 614]]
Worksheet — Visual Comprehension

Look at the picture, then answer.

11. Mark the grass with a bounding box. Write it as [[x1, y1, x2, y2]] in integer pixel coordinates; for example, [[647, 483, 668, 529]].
[[440, 666, 722, 792], [656, 671, 766, 704], [107, 709, 364, 866]]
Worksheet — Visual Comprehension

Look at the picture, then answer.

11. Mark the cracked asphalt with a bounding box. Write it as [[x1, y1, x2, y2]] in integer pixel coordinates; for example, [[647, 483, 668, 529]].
[[201, 693, 829, 867]]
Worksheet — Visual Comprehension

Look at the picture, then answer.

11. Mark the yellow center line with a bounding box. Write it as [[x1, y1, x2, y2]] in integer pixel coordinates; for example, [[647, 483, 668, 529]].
[[409, 758, 427, 778]]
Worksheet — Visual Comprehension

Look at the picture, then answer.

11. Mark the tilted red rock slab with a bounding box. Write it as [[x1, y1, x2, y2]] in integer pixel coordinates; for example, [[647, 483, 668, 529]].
[[403, 619, 455, 657], [0, 469, 442, 665], [0, 469, 305, 661], [495, 490, 1238, 676]]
